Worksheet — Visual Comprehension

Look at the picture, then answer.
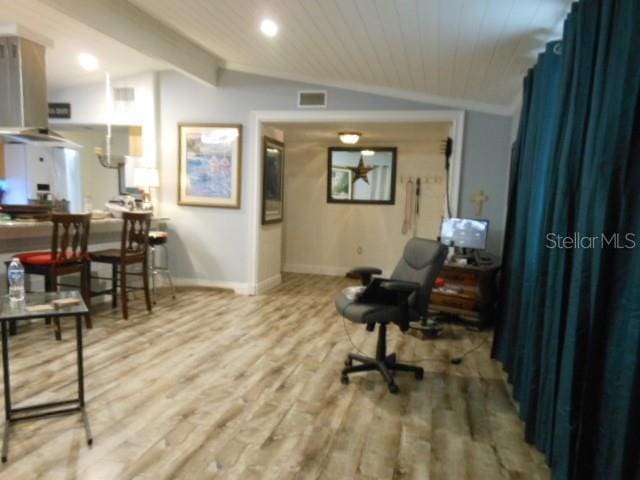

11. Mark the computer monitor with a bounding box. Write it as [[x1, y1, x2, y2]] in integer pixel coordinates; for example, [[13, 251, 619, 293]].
[[439, 217, 489, 250]]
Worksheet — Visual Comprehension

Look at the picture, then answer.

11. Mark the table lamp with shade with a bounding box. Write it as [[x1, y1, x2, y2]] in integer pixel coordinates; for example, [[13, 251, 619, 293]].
[[133, 167, 159, 211]]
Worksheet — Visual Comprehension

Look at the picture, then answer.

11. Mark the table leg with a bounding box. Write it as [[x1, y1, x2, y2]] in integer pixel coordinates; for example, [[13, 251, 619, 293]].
[[75, 315, 92, 446], [1, 321, 10, 462], [75, 315, 84, 407], [82, 410, 93, 446], [1, 422, 8, 463], [2, 322, 11, 421]]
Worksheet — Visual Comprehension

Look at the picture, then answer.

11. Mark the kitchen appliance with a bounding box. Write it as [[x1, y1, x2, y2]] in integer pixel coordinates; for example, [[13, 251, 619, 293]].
[[0, 36, 78, 148], [2, 144, 83, 212]]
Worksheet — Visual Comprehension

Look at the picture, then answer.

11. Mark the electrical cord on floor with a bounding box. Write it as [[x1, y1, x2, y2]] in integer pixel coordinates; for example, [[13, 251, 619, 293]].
[[448, 336, 490, 365], [342, 316, 490, 366]]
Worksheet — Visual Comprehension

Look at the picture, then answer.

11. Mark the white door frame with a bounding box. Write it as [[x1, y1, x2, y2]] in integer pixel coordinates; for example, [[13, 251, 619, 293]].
[[248, 109, 466, 294]]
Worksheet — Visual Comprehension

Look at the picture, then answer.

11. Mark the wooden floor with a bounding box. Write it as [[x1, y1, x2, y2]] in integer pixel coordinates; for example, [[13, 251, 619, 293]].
[[0, 274, 549, 479]]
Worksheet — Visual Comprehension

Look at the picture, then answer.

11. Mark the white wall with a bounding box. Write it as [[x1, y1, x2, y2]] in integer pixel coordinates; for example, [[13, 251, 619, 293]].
[[52, 128, 129, 209], [50, 68, 512, 293], [282, 131, 448, 276], [48, 72, 157, 169], [257, 125, 285, 289]]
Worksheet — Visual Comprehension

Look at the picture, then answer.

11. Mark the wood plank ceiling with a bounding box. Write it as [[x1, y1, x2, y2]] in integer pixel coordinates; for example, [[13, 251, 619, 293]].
[[0, 0, 168, 90], [130, 0, 573, 112]]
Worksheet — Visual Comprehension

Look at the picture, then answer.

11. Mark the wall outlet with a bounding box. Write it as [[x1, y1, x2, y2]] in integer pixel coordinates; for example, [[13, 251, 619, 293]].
[[356, 246, 363, 255]]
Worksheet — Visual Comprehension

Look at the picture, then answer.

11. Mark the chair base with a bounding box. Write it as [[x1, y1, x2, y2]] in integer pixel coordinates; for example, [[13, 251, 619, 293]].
[[340, 323, 423, 394]]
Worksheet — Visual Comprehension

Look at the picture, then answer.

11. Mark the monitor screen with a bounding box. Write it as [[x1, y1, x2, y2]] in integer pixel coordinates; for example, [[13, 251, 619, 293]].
[[440, 218, 489, 250]]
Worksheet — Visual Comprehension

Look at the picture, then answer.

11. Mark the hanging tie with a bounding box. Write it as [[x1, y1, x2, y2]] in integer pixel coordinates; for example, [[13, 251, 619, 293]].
[[402, 179, 415, 235]]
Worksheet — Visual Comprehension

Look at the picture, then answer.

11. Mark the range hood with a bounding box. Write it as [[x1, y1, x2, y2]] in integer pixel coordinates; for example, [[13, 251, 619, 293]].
[[0, 36, 78, 148]]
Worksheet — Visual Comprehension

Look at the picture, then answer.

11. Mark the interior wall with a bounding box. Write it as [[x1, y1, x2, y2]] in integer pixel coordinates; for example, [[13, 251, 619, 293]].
[[53, 129, 129, 209], [459, 111, 512, 254], [50, 68, 512, 292], [257, 125, 285, 286], [156, 70, 511, 291], [48, 72, 157, 169], [281, 132, 448, 275]]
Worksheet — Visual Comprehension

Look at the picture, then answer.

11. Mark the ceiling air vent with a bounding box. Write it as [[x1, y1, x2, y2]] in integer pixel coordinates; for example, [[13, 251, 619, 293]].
[[298, 90, 327, 108], [113, 86, 135, 102], [113, 86, 135, 113]]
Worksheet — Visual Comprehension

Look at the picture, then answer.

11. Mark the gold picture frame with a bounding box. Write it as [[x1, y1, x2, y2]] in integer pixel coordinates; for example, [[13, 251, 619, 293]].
[[178, 123, 242, 208]]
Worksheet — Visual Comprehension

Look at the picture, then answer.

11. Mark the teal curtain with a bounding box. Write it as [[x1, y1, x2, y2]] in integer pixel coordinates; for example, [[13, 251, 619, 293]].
[[492, 0, 640, 479]]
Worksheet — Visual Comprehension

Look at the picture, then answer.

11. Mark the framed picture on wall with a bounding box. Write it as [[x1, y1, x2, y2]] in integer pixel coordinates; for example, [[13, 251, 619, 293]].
[[327, 147, 397, 204], [262, 136, 285, 224], [330, 167, 353, 200], [178, 123, 242, 208]]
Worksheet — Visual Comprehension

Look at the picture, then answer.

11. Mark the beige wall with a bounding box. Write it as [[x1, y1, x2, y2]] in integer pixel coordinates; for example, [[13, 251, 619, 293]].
[[55, 128, 129, 210], [283, 129, 449, 275], [257, 126, 285, 285]]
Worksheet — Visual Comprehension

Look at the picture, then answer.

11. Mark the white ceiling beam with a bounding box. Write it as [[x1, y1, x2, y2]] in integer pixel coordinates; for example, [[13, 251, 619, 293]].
[[226, 62, 513, 117], [39, 0, 221, 86]]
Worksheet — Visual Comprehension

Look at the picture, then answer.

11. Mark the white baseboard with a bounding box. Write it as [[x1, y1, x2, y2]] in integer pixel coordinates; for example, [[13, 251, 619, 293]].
[[283, 263, 348, 277], [283, 263, 392, 278], [255, 274, 282, 294], [173, 277, 252, 295]]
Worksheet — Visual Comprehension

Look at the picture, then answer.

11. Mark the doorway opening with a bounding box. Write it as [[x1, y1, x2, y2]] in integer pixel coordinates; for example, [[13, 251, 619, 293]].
[[249, 111, 465, 294]]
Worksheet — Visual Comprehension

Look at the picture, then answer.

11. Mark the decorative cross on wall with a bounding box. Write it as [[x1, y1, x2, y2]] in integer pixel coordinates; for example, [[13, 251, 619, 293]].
[[471, 190, 489, 216]]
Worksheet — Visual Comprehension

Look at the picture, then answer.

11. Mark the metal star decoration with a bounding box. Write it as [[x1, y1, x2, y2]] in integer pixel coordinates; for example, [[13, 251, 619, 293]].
[[349, 156, 377, 184]]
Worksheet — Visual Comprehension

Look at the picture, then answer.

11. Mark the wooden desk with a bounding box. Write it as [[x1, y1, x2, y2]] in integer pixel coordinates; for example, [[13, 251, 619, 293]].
[[429, 262, 500, 326]]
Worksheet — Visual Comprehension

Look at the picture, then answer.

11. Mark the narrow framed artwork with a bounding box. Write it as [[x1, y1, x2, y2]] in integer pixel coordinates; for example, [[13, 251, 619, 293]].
[[178, 124, 242, 208], [330, 167, 353, 200], [262, 136, 285, 224]]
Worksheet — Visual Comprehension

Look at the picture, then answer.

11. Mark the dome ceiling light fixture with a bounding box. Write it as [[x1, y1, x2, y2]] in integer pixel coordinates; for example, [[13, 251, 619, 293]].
[[339, 132, 361, 144], [78, 52, 99, 71], [260, 18, 279, 37]]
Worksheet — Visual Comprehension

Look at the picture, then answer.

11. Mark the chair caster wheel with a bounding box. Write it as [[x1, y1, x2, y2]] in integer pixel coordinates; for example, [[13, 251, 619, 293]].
[[340, 375, 349, 385], [344, 358, 352, 367], [388, 383, 399, 394], [415, 370, 424, 380]]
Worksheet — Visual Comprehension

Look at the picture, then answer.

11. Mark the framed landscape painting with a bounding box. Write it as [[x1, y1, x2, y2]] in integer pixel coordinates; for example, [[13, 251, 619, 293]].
[[178, 124, 242, 208], [262, 136, 285, 224], [330, 167, 352, 200]]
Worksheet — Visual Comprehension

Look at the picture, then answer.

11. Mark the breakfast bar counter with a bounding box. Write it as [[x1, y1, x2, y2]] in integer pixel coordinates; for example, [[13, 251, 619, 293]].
[[0, 217, 168, 254]]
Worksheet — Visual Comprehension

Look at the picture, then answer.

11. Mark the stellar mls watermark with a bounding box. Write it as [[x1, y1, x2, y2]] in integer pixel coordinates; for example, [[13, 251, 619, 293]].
[[545, 233, 636, 249]]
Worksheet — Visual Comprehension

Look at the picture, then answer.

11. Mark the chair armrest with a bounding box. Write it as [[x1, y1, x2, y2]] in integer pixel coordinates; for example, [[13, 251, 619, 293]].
[[380, 280, 420, 293], [348, 266, 383, 285]]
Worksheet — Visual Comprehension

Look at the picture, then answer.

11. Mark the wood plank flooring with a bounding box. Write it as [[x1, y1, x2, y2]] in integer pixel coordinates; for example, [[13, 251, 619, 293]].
[[0, 273, 549, 479]]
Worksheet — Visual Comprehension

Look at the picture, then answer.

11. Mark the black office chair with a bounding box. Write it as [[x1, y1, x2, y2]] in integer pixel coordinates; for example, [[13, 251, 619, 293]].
[[336, 238, 447, 394]]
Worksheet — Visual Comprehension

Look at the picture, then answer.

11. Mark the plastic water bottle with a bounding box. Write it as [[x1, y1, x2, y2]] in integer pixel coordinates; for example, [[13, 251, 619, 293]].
[[8, 257, 25, 303]]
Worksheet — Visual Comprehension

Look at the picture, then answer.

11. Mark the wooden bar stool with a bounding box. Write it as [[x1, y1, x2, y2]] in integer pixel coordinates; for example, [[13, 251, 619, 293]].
[[9, 213, 92, 340], [90, 212, 152, 320]]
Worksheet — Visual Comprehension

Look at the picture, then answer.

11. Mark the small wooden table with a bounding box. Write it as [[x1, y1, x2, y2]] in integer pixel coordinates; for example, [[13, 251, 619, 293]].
[[0, 290, 93, 462], [429, 262, 501, 326]]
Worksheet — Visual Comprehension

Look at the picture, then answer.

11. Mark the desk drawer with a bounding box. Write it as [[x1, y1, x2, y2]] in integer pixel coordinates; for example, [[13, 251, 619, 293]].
[[441, 269, 479, 286], [430, 292, 477, 311]]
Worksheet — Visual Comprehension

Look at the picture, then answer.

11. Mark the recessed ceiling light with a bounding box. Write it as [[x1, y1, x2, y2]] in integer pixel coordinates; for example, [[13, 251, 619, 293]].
[[260, 19, 279, 37], [78, 53, 99, 71], [339, 132, 361, 144], [361, 149, 375, 156]]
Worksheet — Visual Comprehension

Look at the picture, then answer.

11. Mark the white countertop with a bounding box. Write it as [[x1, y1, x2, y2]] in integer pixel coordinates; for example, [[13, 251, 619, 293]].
[[0, 216, 169, 240]]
